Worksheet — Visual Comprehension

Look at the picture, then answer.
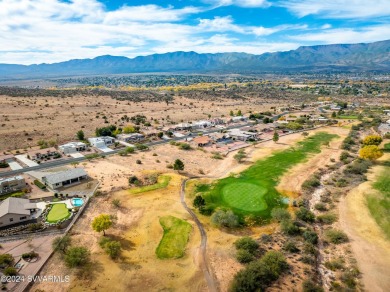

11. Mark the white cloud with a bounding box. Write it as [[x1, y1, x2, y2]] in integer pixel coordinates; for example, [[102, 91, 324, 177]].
[[290, 25, 390, 44], [278, 0, 390, 19], [321, 24, 332, 29], [204, 0, 270, 8]]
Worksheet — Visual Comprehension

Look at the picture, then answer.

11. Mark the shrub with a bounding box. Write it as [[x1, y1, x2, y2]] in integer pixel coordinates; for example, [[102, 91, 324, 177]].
[[230, 251, 288, 292], [0, 254, 14, 266], [128, 175, 139, 185], [296, 207, 315, 223], [317, 213, 337, 224], [344, 159, 372, 175], [300, 255, 315, 265], [281, 220, 301, 236], [236, 249, 255, 264], [314, 203, 327, 211], [303, 243, 318, 256], [302, 280, 324, 292], [3, 267, 17, 276], [211, 210, 239, 228], [303, 230, 318, 244], [0, 162, 9, 168], [52, 235, 71, 254], [271, 208, 291, 222], [362, 135, 382, 146], [339, 151, 350, 162], [34, 179, 46, 190], [324, 258, 345, 271], [135, 144, 148, 151], [359, 145, 384, 161], [283, 240, 299, 253], [179, 143, 192, 150], [136, 159, 142, 164], [234, 237, 259, 253], [302, 177, 321, 190], [325, 229, 349, 244], [64, 246, 90, 268], [112, 199, 121, 208]]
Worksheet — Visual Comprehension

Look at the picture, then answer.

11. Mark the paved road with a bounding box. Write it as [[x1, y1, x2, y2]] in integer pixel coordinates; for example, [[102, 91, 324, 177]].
[[0, 122, 257, 178], [180, 178, 217, 292]]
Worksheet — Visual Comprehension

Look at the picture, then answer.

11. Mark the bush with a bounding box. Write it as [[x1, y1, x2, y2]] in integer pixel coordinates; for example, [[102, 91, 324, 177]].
[[21, 251, 38, 260], [303, 230, 318, 244], [317, 213, 337, 224], [296, 207, 315, 223], [325, 229, 349, 244], [52, 235, 71, 254], [283, 240, 300, 253], [302, 177, 321, 190], [3, 267, 17, 276], [179, 143, 192, 150], [34, 179, 46, 190], [230, 251, 288, 292], [234, 237, 259, 253], [112, 199, 121, 208], [64, 246, 90, 268], [359, 145, 384, 161], [211, 210, 239, 228], [136, 159, 142, 164], [344, 159, 372, 175], [0, 254, 14, 266], [339, 151, 350, 162], [303, 242, 318, 256], [302, 280, 324, 292], [271, 208, 291, 222], [0, 162, 9, 168], [135, 143, 148, 151], [236, 249, 255, 264], [128, 175, 139, 185], [362, 135, 382, 146], [99, 238, 121, 259], [314, 203, 327, 211], [324, 258, 345, 271], [281, 220, 301, 236]]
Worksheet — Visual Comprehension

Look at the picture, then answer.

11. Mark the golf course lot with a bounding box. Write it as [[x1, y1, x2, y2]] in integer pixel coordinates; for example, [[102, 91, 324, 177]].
[[46, 203, 71, 223], [156, 215, 192, 259], [201, 132, 338, 220], [129, 175, 171, 194]]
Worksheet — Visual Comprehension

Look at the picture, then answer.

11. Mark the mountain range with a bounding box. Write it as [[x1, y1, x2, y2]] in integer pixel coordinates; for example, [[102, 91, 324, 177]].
[[1, 40, 390, 79]]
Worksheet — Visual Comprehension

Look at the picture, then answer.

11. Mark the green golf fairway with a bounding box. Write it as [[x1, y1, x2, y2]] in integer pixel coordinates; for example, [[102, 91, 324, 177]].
[[222, 182, 268, 212]]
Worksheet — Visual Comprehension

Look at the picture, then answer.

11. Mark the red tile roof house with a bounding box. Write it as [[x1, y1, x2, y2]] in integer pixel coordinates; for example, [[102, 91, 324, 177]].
[[192, 136, 212, 147]]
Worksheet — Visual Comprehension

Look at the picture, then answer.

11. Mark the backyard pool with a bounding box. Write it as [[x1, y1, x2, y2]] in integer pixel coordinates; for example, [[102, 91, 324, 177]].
[[71, 198, 84, 207]]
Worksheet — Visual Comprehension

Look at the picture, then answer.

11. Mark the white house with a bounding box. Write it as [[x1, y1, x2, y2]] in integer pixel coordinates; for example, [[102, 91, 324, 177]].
[[42, 168, 88, 190], [0, 176, 26, 195], [227, 129, 258, 141], [59, 142, 87, 154], [88, 136, 115, 148], [231, 116, 248, 123], [0, 197, 38, 228], [192, 120, 213, 129], [116, 133, 145, 143]]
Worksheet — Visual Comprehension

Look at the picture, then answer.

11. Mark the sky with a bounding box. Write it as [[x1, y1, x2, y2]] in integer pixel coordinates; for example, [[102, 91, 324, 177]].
[[1, 0, 390, 64]]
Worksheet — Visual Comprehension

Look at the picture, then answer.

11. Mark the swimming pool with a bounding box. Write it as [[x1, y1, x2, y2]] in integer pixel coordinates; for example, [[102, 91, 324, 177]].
[[71, 198, 84, 207]]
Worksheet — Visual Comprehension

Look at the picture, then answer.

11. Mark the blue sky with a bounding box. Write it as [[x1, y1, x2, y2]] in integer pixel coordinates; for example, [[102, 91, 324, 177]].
[[1, 0, 389, 64]]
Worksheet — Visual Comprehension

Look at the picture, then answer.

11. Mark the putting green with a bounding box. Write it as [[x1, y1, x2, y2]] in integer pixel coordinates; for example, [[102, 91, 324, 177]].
[[222, 182, 268, 212], [46, 203, 70, 223]]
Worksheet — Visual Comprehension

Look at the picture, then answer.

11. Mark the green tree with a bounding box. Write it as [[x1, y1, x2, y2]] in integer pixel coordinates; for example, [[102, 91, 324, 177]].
[[193, 195, 206, 209], [230, 110, 234, 116], [237, 110, 242, 116], [92, 214, 113, 236], [331, 111, 337, 118], [273, 131, 279, 143], [52, 235, 71, 254], [234, 237, 259, 253], [99, 238, 121, 259], [76, 130, 85, 141], [173, 159, 184, 171], [359, 145, 384, 160], [211, 210, 239, 228], [0, 254, 14, 266], [64, 246, 90, 268]]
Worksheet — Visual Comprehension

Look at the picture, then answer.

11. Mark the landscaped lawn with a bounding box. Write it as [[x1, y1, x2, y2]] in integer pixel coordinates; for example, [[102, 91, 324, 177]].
[[156, 216, 192, 259], [0, 191, 25, 201], [367, 163, 390, 239], [337, 115, 358, 119], [46, 203, 71, 223], [200, 132, 338, 221], [384, 143, 390, 151], [129, 175, 171, 194]]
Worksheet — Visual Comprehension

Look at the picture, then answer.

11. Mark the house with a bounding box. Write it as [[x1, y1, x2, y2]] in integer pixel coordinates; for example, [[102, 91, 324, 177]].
[[209, 118, 225, 125], [193, 136, 212, 147], [88, 136, 115, 148], [0, 176, 26, 195], [231, 116, 248, 123], [378, 123, 390, 137], [42, 168, 88, 190], [0, 198, 38, 228], [27, 147, 60, 161], [116, 133, 145, 143], [141, 128, 161, 137], [174, 123, 192, 131], [59, 142, 87, 154], [192, 120, 213, 129], [209, 132, 229, 143], [227, 129, 258, 141]]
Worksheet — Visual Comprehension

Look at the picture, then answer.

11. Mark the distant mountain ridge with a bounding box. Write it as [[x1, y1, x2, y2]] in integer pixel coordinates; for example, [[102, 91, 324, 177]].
[[1, 40, 390, 79]]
